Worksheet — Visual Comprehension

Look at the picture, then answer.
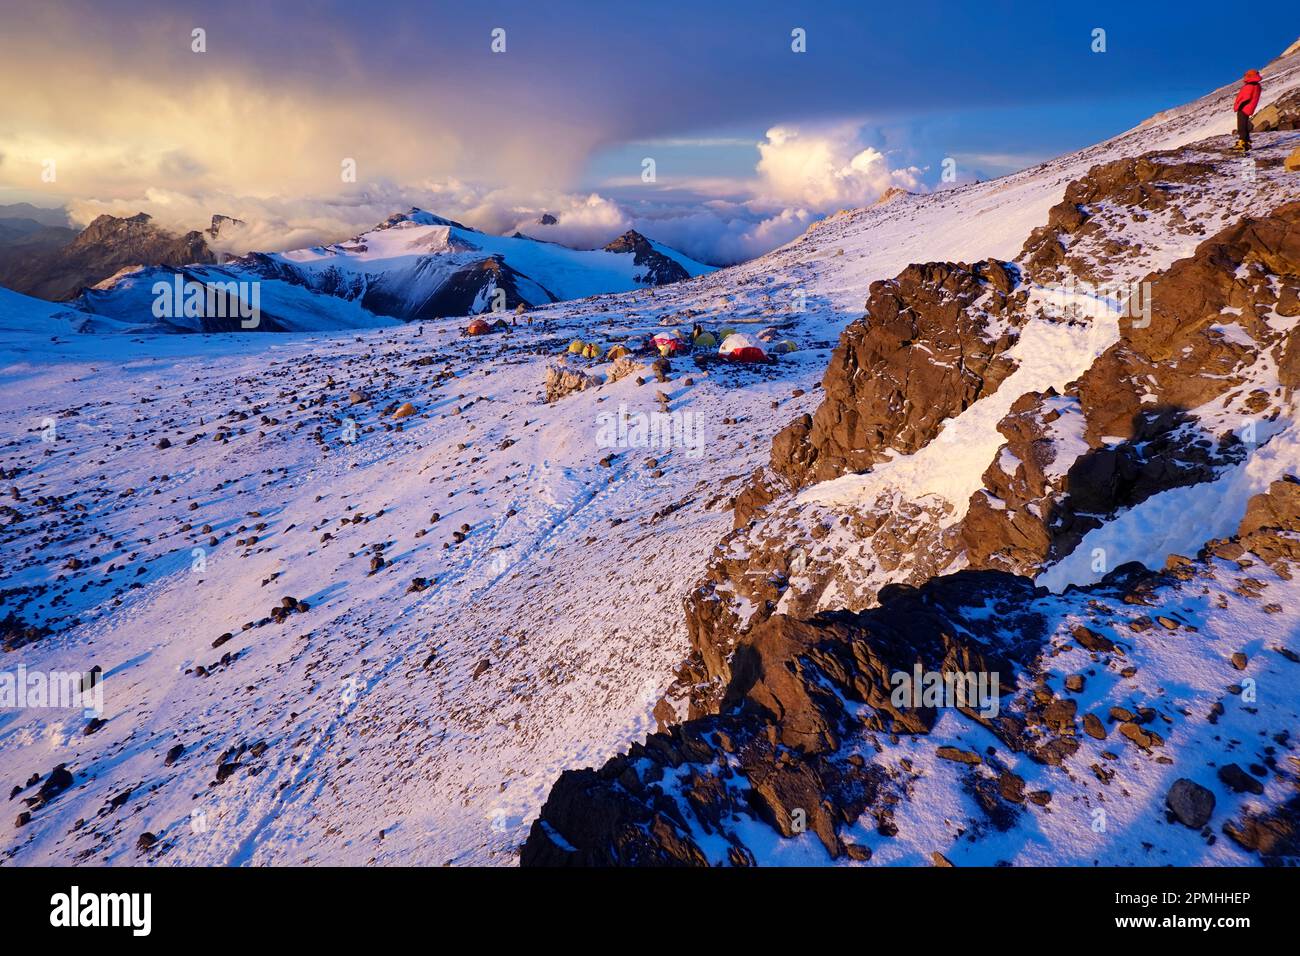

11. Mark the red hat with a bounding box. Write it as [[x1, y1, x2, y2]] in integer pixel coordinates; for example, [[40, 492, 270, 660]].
[[1244, 69, 1262, 81]]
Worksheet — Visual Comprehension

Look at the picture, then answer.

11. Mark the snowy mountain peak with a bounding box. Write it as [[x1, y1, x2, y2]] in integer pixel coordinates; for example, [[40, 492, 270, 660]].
[[376, 207, 471, 231], [207, 214, 246, 240], [65, 209, 716, 328]]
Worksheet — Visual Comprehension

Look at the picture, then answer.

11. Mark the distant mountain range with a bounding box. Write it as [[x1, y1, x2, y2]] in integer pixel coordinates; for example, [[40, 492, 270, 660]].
[[0, 206, 714, 331], [0, 203, 79, 295], [0, 211, 215, 302]]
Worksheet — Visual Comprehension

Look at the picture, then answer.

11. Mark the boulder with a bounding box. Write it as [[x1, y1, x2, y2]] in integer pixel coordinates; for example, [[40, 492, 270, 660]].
[[1166, 778, 1215, 828], [544, 364, 601, 403]]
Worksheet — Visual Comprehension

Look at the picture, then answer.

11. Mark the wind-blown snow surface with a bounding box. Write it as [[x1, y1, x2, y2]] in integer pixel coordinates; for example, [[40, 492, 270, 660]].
[[2, 53, 1299, 866], [0, 287, 125, 336]]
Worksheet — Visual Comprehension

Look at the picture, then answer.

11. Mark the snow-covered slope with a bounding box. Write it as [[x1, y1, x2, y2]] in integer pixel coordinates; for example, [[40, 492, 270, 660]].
[[3, 44, 1300, 869], [76, 263, 401, 334], [0, 286, 91, 336]]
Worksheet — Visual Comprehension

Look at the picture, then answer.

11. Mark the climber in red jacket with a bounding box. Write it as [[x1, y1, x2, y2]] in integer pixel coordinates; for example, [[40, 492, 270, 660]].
[[1233, 69, 1262, 152]]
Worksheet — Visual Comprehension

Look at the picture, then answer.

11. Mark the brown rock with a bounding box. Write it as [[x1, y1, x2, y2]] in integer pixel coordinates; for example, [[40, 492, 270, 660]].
[[1083, 713, 1107, 740]]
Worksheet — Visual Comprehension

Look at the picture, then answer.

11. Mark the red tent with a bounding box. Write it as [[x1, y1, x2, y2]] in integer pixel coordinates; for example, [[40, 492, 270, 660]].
[[651, 330, 688, 355], [719, 332, 768, 363]]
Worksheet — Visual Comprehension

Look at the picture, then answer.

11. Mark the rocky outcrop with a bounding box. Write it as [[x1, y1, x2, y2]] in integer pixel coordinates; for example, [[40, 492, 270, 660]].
[[1, 612, 51, 652], [0, 217, 78, 293], [1084, 201, 1300, 426], [601, 230, 691, 286], [687, 179, 1300, 745], [1223, 795, 1300, 862], [1252, 88, 1300, 133], [763, 258, 1025, 496], [1207, 476, 1300, 573], [960, 388, 1087, 571], [4, 213, 217, 301], [524, 570, 1046, 866], [206, 214, 246, 242], [695, 258, 1031, 704], [872, 186, 913, 208], [1019, 155, 1214, 284], [526, 138, 1300, 867], [399, 255, 551, 318], [964, 202, 1300, 574], [544, 363, 601, 403]]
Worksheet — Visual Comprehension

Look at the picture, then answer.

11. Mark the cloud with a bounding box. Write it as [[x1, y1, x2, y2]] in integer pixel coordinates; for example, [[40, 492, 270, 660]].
[[755, 124, 923, 210], [613, 203, 814, 265], [0, 5, 601, 207], [500, 193, 633, 249], [59, 120, 928, 267], [0, 3, 936, 266]]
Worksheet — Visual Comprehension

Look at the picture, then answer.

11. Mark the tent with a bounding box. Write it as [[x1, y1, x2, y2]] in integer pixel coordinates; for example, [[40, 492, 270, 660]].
[[466, 318, 493, 336], [692, 331, 718, 349], [719, 332, 768, 363], [651, 330, 687, 355], [606, 344, 632, 361], [567, 339, 588, 354], [770, 339, 799, 354], [719, 326, 737, 341], [582, 342, 601, 359]]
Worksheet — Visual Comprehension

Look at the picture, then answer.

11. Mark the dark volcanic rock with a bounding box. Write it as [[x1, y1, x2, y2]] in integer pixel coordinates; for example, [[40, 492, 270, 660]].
[[370, 254, 555, 319], [1166, 777, 1215, 828], [1217, 763, 1265, 795], [1, 612, 51, 652]]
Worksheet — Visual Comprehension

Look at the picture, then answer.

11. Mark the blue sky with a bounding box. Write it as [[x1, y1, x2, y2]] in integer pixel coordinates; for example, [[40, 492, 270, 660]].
[[1, 0, 1294, 262]]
